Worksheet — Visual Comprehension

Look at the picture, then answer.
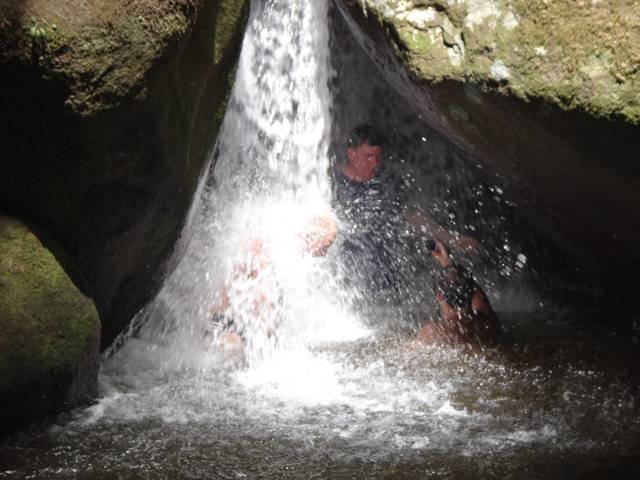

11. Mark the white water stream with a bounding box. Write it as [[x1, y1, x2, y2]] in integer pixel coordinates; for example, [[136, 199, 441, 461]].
[[122, 0, 356, 370]]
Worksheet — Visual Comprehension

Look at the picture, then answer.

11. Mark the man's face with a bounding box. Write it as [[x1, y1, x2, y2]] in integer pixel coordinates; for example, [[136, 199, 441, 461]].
[[347, 142, 383, 179]]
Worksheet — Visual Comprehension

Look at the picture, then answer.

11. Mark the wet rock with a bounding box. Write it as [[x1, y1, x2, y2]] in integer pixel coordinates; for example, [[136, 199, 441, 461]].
[[0, 0, 250, 348], [334, 0, 640, 303], [0, 215, 100, 433]]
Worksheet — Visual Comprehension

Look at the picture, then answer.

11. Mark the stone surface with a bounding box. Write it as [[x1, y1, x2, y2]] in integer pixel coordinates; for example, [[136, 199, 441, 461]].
[[0, 215, 100, 433], [360, 0, 639, 122], [334, 0, 640, 302], [0, 0, 250, 348]]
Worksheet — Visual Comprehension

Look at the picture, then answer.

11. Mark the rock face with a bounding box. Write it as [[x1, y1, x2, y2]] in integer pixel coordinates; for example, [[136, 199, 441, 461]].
[[334, 0, 640, 302], [0, 0, 249, 348], [0, 215, 100, 433]]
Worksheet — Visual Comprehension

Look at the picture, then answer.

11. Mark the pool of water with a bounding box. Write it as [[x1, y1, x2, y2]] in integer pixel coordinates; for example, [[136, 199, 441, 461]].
[[2, 307, 639, 480]]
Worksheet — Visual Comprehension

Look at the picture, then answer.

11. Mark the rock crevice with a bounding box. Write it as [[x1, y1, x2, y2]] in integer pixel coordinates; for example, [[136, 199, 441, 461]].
[[335, 0, 640, 304]]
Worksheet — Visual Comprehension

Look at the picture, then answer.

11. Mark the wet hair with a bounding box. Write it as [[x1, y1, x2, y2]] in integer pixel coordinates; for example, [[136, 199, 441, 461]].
[[437, 267, 475, 310], [347, 124, 385, 149]]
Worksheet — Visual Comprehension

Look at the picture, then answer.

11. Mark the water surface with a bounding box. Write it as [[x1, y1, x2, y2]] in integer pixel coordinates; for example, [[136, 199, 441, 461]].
[[2, 310, 639, 479]]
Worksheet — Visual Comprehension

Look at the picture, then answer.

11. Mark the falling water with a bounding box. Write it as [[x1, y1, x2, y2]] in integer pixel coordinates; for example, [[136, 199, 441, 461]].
[[214, 0, 332, 198], [121, 0, 362, 369], [2, 1, 640, 478]]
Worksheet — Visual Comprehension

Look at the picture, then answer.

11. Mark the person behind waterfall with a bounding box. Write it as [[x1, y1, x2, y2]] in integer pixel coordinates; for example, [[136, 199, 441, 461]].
[[417, 240, 500, 348], [209, 211, 338, 358], [331, 124, 479, 293]]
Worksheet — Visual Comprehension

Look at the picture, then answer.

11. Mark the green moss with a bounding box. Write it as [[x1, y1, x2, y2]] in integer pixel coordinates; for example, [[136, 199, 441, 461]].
[[0, 216, 99, 390], [399, 26, 433, 56], [214, 0, 249, 64], [368, 0, 640, 124], [209, 0, 251, 130], [496, 0, 638, 121], [396, 24, 462, 81]]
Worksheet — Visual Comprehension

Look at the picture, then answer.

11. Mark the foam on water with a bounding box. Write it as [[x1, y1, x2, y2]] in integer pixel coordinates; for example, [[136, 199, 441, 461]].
[[2, 329, 639, 478]]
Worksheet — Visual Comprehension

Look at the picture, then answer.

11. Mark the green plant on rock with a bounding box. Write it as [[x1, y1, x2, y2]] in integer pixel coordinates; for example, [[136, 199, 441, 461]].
[[26, 17, 60, 59]]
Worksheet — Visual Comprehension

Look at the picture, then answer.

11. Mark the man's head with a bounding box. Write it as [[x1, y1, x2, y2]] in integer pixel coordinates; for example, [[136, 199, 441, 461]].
[[346, 124, 385, 181]]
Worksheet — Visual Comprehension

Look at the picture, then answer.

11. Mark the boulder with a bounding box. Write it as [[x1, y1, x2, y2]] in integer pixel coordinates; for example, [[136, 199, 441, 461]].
[[333, 0, 640, 303], [0, 215, 100, 433], [0, 0, 250, 347]]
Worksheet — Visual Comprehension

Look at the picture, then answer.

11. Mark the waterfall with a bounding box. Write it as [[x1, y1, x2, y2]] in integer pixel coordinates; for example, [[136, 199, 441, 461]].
[[214, 0, 332, 199], [119, 0, 363, 369]]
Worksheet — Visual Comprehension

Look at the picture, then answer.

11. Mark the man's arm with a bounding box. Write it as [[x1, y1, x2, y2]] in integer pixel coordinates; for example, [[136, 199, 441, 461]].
[[430, 239, 453, 268], [471, 288, 493, 317], [404, 211, 480, 253], [431, 240, 496, 317], [298, 211, 338, 256]]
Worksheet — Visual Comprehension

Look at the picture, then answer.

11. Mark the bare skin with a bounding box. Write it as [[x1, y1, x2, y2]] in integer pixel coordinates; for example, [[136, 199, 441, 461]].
[[405, 212, 480, 253], [212, 213, 339, 353], [417, 240, 499, 348], [298, 211, 338, 257], [416, 293, 499, 348], [341, 143, 383, 182], [213, 213, 337, 315], [212, 238, 273, 356]]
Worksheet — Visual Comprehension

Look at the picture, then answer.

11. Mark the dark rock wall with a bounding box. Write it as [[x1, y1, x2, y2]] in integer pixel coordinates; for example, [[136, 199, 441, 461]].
[[328, 3, 550, 303], [332, 0, 640, 306], [0, 0, 250, 349]]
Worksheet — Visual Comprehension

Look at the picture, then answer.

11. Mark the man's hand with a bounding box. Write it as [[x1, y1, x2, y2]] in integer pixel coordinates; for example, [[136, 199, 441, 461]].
[[455, 235, 480, 254], [431, 239, 452, 268], [299, 212, 338, 257], [406, 211, 479, 255]]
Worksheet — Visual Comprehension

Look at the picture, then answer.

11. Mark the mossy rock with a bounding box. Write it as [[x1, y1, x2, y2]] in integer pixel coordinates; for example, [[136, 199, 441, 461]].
[[354, 0, 640, 123], [0, 0, 250, 348], [0, 215, 100, 433]]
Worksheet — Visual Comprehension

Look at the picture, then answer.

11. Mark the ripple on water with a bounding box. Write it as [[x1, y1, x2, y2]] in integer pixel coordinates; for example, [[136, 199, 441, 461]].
[[2, 329, 639, 479]]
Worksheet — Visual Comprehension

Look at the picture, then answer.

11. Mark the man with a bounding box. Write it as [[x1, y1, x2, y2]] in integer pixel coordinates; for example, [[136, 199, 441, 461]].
[[332, 125, 406, 291], [332, 124, 478, 294], [210, 211, 338, 360], [417, 240, 499, 347]]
